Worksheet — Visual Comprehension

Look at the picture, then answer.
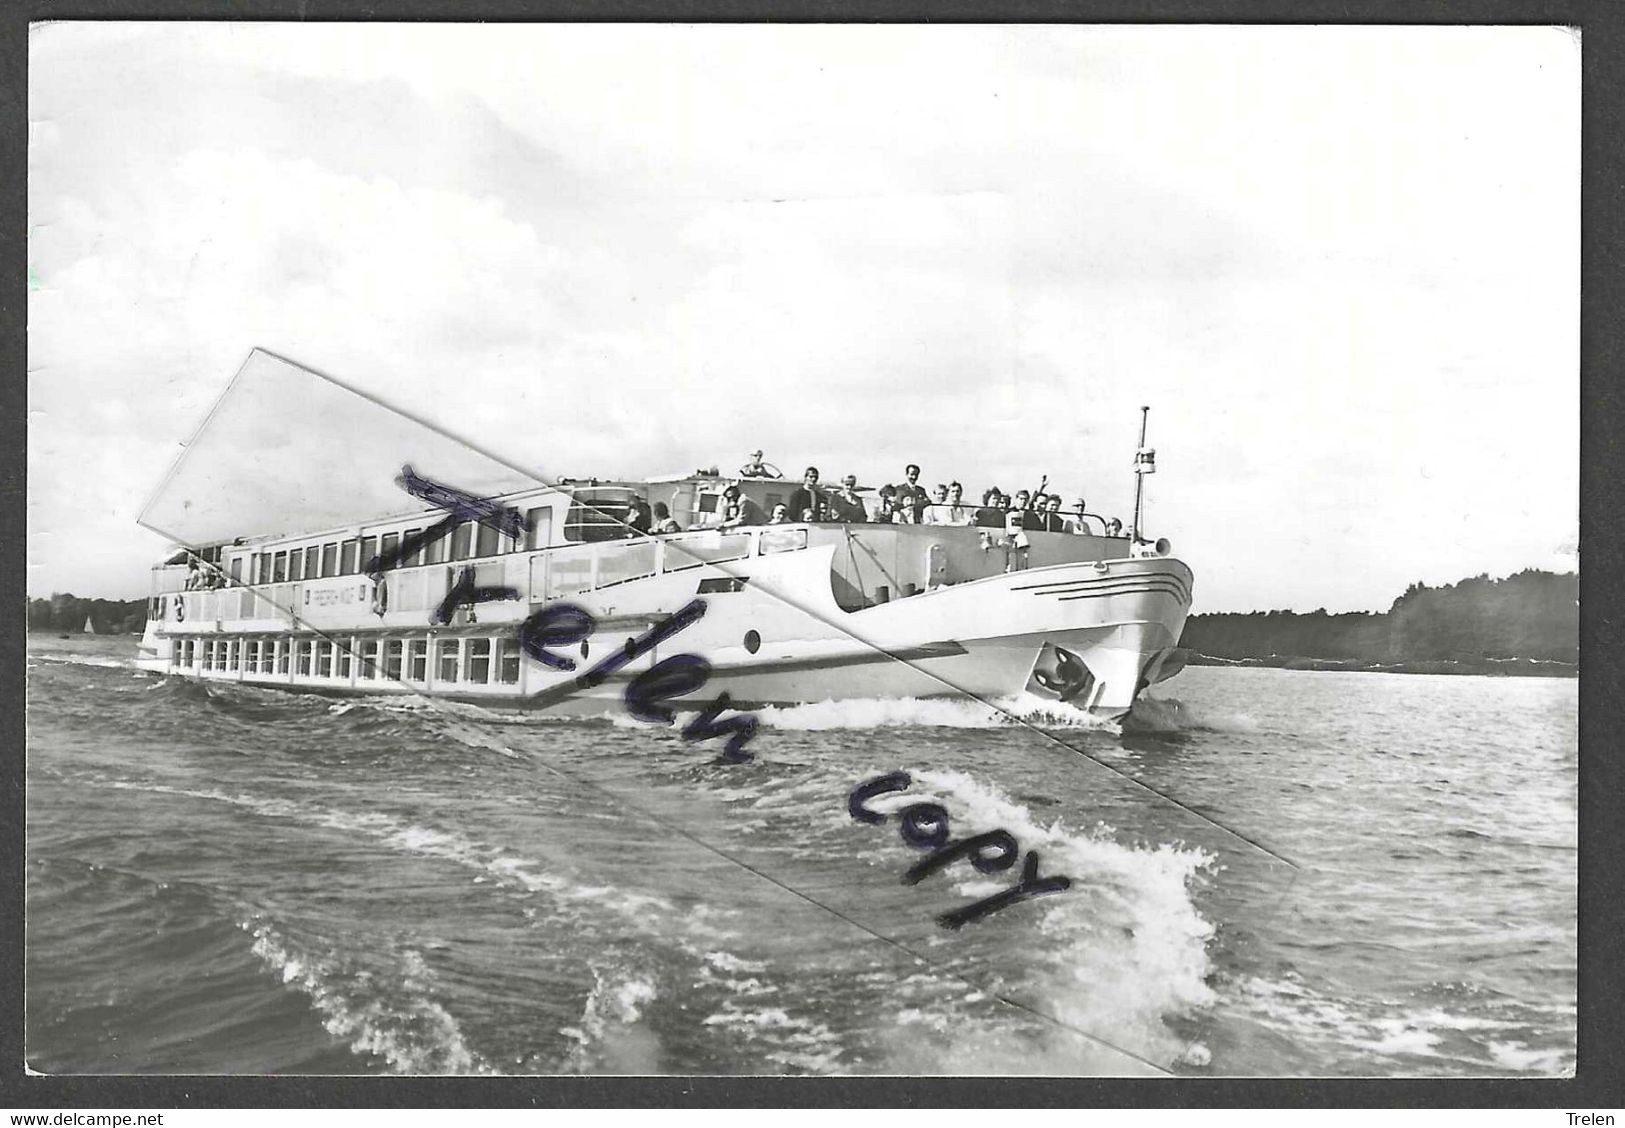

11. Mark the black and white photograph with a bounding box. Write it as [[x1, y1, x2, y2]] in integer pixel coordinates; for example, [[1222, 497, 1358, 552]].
[[23, 22, 1579, 1080]]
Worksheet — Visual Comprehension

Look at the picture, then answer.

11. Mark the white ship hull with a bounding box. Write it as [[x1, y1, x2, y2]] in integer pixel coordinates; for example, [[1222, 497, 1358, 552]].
[[140, 530, 1192, 722]]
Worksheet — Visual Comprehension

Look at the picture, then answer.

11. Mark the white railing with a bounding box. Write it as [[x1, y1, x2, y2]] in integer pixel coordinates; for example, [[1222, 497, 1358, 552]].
[[161, 526, 813, 631]]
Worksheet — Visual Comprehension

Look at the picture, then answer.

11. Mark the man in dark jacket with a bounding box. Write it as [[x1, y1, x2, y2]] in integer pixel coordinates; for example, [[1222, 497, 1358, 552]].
[[787, 466, 826, 522], [893, 463, 928, 523]]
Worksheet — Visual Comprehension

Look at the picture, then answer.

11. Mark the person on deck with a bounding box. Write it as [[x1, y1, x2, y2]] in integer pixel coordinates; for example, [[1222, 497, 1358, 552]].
[[974, 488, 1006, 528], [1011, 490, 1043, 532], [832, 476, 868, 523], [768, 503, 791, 524], [627, 499, 652, 537], [943, 481, 973, 526], [787, 467, 826, 523], [719, 485, 767, 528], [921, 483, 951, 524], [893, 464, 928, 523], [870, 484, 900, 523], [651, 502, 682, 534], [1039, 494, 1068, 533]]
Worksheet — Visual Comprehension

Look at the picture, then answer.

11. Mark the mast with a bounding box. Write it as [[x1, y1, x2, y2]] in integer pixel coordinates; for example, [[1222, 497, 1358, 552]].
[[1130, 406, 1154, 543]]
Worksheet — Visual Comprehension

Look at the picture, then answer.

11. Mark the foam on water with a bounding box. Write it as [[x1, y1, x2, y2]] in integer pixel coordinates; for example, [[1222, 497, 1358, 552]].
[[1232, 975, 1576, 1075], [753, 693, 1122, 732], [242, 916, 487, 1074], [33, 652, 135, 670], [906, 768, 1219, 1071], [559, 962, 666, 1074]]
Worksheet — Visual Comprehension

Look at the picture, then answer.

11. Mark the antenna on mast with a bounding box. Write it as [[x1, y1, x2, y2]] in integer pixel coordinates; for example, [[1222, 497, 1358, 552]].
[[1130, 406, 1155, 544]]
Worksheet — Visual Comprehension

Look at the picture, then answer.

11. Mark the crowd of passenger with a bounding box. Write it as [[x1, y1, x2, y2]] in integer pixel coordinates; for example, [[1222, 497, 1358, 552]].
[[700, 463, 1124, 537], [182, 558, 228, 590]]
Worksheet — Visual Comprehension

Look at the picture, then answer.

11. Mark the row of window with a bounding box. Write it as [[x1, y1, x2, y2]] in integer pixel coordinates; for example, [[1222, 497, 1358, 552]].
[[177, 635, 523, 686], [241, 508, 555, 586]]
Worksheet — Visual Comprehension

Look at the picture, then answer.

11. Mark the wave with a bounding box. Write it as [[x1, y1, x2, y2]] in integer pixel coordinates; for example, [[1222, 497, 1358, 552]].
[[1233, 975, 1575, 1075], [749, 693, 1121, 732], [558, 963, 665, 1074], [32, 652, 137, 670], [842, 767, 1217, 1073], [242, 916, 488, 1074]]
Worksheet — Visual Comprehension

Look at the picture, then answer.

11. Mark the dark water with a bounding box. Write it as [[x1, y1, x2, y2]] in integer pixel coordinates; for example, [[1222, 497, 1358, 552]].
[[25, 634, 1576, 1076]]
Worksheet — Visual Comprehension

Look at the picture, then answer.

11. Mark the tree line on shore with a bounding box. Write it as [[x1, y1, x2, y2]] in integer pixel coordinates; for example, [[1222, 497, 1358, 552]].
[[25, 594, 147, 635], [1180, 568, 1577, 666]]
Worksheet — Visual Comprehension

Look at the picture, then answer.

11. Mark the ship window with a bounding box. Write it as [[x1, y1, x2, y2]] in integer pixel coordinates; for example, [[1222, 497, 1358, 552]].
[[229, 558, 242, 584], [289, 551, 304, 582], [340, 539, 359, 575], [497, 638, 520, 684], [198, 641, 209, 671], [437, 638, 460, 682], [526, 507, 552, 550], [425, 531, 446, 565], [277, 641, 289, 674], [322, 543, 338, 577], [380, 533, 400, 570], [452, 522, 475, 561], [476, 522, 499, 558], [759, 528, 808, 555], [273, 552, 288, 583], [261, 641, 275, 674], [384, 640, 403, 680], [315, 640, 332, 678], [467, 638, 491, 683], [335, 638, 353, 679], [356, 536, 377, 574], [301, 546, 317, 580], [404, 529, 424, 567], [360, 639, 379, 679], [408, 639, 427, 681], [295, 640, 311, 676], [564, 489, 638, 543]]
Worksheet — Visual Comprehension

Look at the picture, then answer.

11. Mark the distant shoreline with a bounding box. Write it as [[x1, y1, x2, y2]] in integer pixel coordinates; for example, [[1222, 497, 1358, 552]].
[[1185, 652, 1577, 678]]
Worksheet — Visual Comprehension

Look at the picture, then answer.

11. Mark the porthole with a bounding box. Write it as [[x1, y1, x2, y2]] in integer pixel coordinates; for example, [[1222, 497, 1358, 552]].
[[744, 629, 761, 654], [580, 639, 590, 659]]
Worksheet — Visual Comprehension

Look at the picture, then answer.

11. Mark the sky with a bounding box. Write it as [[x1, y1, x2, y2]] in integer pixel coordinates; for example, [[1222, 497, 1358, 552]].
[[27, 23, 1579, 611]]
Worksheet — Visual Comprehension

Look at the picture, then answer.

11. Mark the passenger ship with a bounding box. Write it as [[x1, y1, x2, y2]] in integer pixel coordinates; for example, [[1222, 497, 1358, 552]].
[[138, 453, 1193, 720]]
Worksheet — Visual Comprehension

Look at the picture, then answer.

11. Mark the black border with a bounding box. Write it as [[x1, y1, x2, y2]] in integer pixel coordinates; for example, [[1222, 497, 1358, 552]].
[[5, 1, 1621, 1109]]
